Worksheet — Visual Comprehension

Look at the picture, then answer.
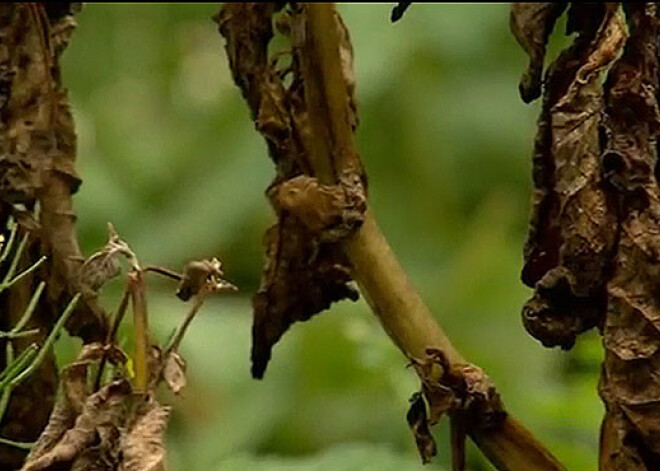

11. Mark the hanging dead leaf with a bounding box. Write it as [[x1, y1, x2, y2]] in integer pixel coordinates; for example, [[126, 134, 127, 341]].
[[597, 4, 660, 467], [406, 392, 437, 464], [120, 399, 171, 471], [217, 3, 364, 379], [520, 4, 626, 349], [510, 3, 567, 103], [162, 351, 187, 396]]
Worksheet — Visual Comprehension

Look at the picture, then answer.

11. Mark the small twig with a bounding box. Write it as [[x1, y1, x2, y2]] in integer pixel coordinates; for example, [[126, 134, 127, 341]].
[[164, 289, 209, 356], [0, 345, 38, 391], [93, 282, 131, 391], [143, 265, 183, 282], [0, 344, 38, 425]]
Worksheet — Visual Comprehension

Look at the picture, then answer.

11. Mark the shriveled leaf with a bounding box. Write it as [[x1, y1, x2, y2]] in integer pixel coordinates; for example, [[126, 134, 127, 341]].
[[21, 380, 131, 471], [270, 175, 364, 241], [252, 218, 358, 379], [406, 393, 436, 464], [407, 349, 505, 464], [510, 2, 567, 103], [162, 351, 187, 395], [120, 399, 171, 471], [217, 3, 364, 379], [175, 257, 232, 301], [521, 5, 625, 349], [598, 4, 660, 467]]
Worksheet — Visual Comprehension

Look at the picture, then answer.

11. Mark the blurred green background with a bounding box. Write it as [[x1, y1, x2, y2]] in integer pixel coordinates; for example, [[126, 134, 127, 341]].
[[54, 3, 603, 470]]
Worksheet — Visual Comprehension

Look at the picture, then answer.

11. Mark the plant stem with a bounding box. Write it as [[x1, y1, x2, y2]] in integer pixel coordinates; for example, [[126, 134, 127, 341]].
[[94, 282, 131, 391], [129, 271, 149, 393], [299, 4, 565, 470]]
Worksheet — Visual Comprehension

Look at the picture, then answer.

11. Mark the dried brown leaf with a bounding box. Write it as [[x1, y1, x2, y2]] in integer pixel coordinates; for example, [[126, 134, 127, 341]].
[[407, 349, 505, 464], [406, 392, 437, 464], [162, 351, 186, 396], [521, 5, 626, 349], [598, 4, 660, 467], [510, 2, 567, 103], [217, 4, 364, 379], [21, 380, 131, 471], [252, 217, 359, 378], [120, 399, 170, 471]]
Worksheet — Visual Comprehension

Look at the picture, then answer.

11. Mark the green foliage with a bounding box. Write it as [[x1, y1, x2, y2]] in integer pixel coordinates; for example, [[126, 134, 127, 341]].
[[60, 4, 601, 470]]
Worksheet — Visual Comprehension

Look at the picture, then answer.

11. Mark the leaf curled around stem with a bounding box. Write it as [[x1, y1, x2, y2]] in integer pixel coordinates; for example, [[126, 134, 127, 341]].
[[217, 3, 365, 379], [407, 348, 506, 465]]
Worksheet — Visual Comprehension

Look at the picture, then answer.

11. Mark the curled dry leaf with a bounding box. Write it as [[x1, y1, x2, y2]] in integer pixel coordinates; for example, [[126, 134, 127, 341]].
[[406, 392, 437, 464], [520, 4, 626, 349], [269, 174, 365, 241], [150, 346, 187, 396], [77, 224, 135, 299], [175, 257, 235, 301], [407, 348, 506, 464], [120, 400, 170, 471], [162, 352, 186, 396], [510, 2, 567, 103], [216, 3, 365, 379], [24, 343, 172, 471], [598, 4, 660, 468]]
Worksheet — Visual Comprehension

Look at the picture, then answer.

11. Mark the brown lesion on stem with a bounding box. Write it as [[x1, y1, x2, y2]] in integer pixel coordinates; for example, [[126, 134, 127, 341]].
[[218, 3, 565, 470]]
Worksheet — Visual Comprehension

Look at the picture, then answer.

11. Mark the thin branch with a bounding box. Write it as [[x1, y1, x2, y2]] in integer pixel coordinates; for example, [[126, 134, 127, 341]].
[[93, 281, 131, 391], [163, 290, 208, 356], [298, 4, 564, 470]]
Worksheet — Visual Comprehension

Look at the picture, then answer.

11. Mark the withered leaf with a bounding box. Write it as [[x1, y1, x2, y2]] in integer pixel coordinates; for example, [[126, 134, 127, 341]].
[[217, 3, 364, 379], [120, 399, 171, 471], [598, 4, 660, 467], [162, 351, 187, 396], [521, 5, 625, 349], [406, 392, 437, 464], [21, 380, 131, 471], [510, 3, 567, 103], [269, 175, 364, 241], [252, 217, 359, 379], [407, 349, 505, 465]]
